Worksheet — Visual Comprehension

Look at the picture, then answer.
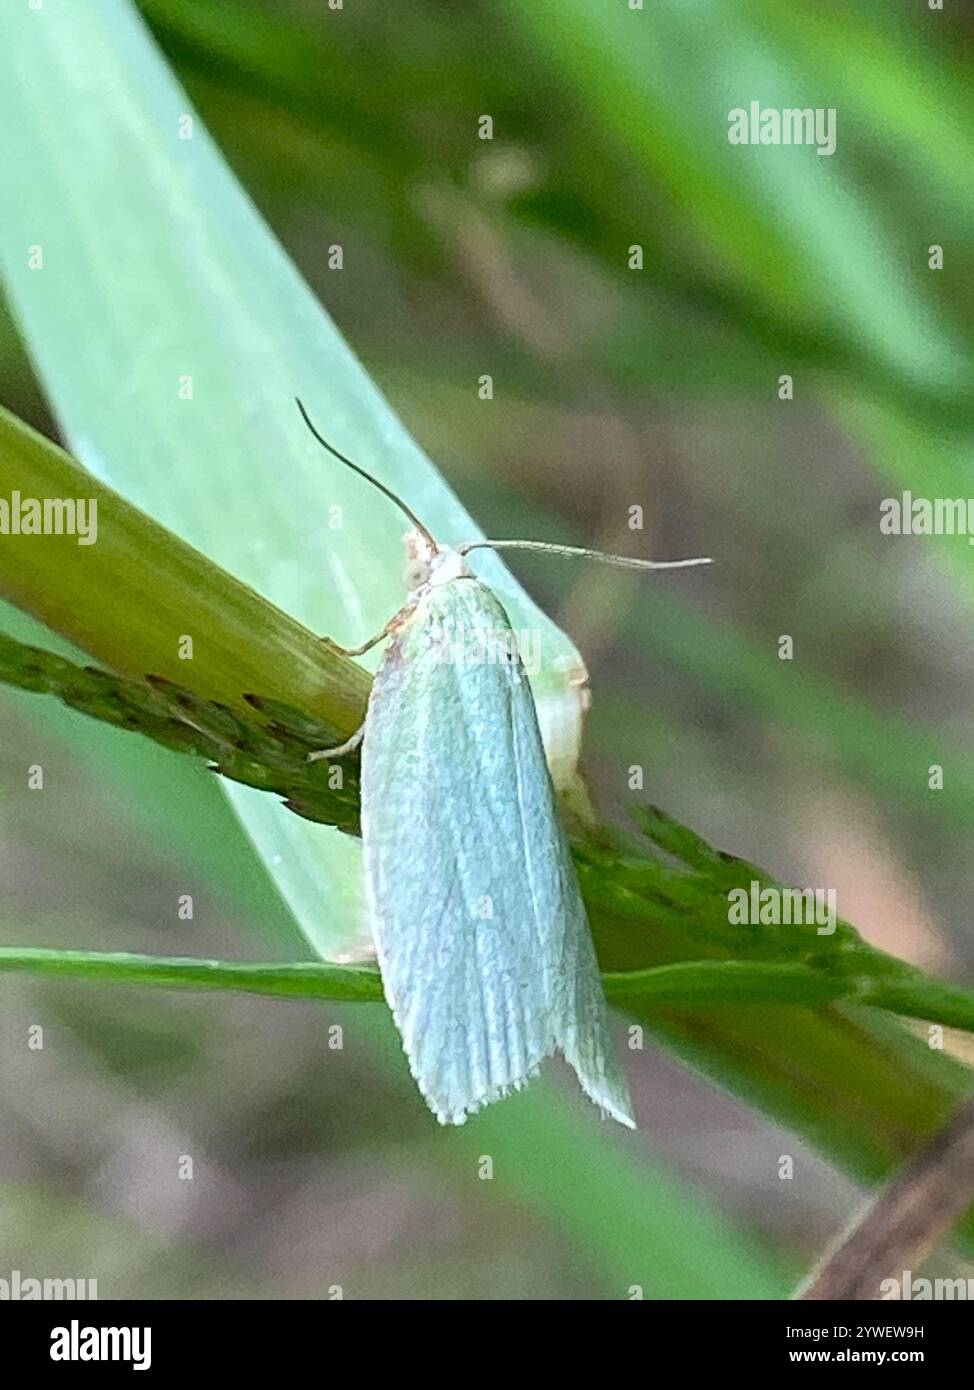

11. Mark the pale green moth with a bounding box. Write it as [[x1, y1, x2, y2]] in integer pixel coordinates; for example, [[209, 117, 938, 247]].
[[297, 400, 710, 1127]]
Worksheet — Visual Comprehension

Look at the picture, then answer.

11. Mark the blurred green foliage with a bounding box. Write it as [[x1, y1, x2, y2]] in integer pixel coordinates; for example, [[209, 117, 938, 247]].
[[1, 0, 972, 1300]]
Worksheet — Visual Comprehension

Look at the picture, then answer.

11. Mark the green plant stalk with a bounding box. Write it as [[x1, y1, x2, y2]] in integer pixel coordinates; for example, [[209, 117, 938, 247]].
[[0, 628, 364, 833], [2, 948, 974, 1035], [0, 406, 369, 736]]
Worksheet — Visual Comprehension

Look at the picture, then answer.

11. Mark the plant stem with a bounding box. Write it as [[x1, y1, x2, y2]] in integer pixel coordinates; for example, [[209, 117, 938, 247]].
[[800, 1095, 974, 1300], [0, 947, 383, 1002], [1, 948, 973, 1034]]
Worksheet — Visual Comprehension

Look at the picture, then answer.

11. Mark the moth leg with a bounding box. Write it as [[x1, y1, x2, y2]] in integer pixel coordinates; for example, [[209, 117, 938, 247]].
[[310, 601, 417, 761], [319, 633, 385, 658], [319, 600, 417, 658], [307, 724, 365, 763]]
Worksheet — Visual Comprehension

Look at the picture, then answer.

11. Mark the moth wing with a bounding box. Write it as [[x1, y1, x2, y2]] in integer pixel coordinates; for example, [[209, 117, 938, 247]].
[[361, 578, 634, 1127]]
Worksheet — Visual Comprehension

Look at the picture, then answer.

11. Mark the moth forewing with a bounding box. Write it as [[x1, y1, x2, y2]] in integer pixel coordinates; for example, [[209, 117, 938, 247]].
[[360, 564, 634, 1127]]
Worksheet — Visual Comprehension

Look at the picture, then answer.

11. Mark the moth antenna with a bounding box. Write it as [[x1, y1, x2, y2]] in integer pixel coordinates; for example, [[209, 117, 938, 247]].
[[295, 398, 438, 551], [458, 540, 712, 571]]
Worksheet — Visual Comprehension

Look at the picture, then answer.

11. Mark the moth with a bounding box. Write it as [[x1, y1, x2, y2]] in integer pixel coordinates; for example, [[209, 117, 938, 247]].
[[297, 400, 709, 1127]]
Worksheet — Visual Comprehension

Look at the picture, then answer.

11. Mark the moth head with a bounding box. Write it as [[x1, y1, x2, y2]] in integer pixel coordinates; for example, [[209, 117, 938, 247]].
[[402, 528, 437, 589], [402, 531, 470, 591]]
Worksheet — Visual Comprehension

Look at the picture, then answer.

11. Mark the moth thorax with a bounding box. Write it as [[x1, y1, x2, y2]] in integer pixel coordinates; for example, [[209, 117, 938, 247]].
[[433, 547, 471, 585]]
